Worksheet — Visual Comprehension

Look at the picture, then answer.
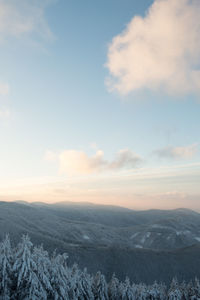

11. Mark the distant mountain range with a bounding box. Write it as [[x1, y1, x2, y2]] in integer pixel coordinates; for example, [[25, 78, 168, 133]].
[[1, 200, 200, 284]]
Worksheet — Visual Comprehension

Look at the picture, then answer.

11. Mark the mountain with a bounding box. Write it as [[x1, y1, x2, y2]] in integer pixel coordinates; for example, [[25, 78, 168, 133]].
[[1, 200, 200, 283]]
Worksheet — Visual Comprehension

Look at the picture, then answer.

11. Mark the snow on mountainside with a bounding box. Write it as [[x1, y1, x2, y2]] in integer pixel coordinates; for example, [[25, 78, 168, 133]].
[[1, 201, 200, 283], [1, 201, 200, 251]]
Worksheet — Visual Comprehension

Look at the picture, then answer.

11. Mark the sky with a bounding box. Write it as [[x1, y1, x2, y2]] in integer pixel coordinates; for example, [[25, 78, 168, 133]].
[[0, 0, 200, 210]]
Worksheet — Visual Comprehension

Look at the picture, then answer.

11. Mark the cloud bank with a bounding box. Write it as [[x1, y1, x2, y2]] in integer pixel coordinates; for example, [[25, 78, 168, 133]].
[[106, 0, 200, 96], [155, 144, 198, 159], [46, 149, 142, 175], [0, 0, 53, 41]]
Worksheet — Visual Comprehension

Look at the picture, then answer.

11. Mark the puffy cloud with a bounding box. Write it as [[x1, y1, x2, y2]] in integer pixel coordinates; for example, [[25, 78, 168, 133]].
[[155, 144, 198, 159], [0, 82, 9, 95], [59, 150, 106, 174], [106, 0, 200, 96], [109, 149, 142, 170], [0, 0, 53, 41], [47, 149, 142, 175]]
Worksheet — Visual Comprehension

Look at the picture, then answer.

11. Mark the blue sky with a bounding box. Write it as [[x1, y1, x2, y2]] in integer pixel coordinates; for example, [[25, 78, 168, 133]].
[[0, 0, 200, 210]]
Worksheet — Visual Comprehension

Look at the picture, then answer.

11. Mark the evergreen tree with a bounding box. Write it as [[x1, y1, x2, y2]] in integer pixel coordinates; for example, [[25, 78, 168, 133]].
[[78, 268, 94, 300], [194, 277, 200, 299], [118, 277, 134, 300], [32, 245, 52, 299], [108, 273, 120, 300], [148, 281, 166, 300], [168, 278, 182, 300], [92, 271, 108, 300], [69, 265, 94, 300], [50, 251, 70, 300], [13, 234, 45, 299], [137, 283, 148, 300], [0, 235, 12, 300], [186, 280, 195, 300], [69, 264, 82, 300], [2, 234, 200, 300], [180, 281, 188, 300]]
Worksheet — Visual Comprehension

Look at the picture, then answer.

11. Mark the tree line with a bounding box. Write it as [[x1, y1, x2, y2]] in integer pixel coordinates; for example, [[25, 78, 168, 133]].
[[0, 235, 200, 299]]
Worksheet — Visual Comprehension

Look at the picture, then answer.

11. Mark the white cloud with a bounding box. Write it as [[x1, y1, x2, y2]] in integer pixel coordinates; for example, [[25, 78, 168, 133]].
[[0, 0, 53, 42], [155, 144, 198, 159], [59, 150, 106, 174], [47, 148, 142, 175], [106, 0, 200, 96], [0, 82, 9, 95], [109, 149, 142, 170]]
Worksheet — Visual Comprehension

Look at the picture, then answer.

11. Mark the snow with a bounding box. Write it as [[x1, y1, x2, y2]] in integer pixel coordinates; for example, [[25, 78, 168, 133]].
[[1, 234, 200, 299], [130, 232, 139, 239], [176, 231, 181, 236], [135, 244, 143, 249], [146, 232, 151, 238], [140, 232, 151, 244], [151, 224, 170, 229], [176, 230, 191, 236]]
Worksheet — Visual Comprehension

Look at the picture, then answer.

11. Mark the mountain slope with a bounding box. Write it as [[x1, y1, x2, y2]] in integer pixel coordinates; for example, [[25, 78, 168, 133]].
[[1, 200, 200, 283]]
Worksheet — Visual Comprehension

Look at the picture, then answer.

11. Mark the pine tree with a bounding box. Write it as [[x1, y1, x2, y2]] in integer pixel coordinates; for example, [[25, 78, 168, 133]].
[[168, 278, 182, 300], [69, 265, 94, 300], [12, 234, 45, 299], [148, 281, 166, 300], [78, 268, 94, 300], [50, 251, 70, 300], [187, 280, 195, 300], [92, 271, 108, 300], [193, 277, 200, 299], [108, 273, 120, 300], [32, 245, 52, 299], [131, 283, 138, 300], [118, 277, 134, 300], [137, 283, 148, 300], [0, 235, 12, 300], [2, 234, 200, 300], [69, 264, 82, 300], [180, 281, 188, 300]]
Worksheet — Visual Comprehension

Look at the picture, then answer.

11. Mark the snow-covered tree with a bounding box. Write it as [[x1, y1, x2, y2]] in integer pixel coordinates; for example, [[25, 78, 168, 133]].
[[1, 234, 200, 300], [118, 277, 134, 300], [69, 263, 82, 300], [50, 251, 70, 300], [108, 273, 119, 300], [186, 281, 195, 300], [148, 281, 166, 300], [78, 268, 94, 300], [180, 281, 188, 300], [193, 277, 200, 299], [32, 245, 52, 299], [69, 265, 94, 300], [137, 283, 149, 300], [92, 271, 108, 300], [168, 278, 182, 300], [0, 235, 12, 300], [13, 234, 45, 299]]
